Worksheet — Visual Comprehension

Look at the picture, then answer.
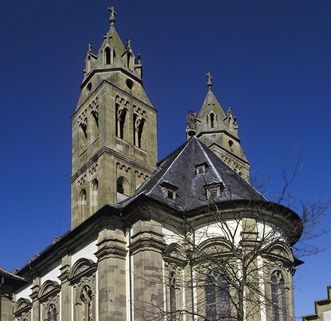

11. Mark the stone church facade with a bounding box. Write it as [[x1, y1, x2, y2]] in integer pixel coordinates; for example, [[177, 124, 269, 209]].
[[0, 7, 303, 321]]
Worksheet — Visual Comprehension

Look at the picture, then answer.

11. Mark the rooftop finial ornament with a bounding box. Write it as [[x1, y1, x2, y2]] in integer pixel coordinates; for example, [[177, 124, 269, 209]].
[[108, 5, 117, 29], [88, 42, 93, 53], [206, 72, 213, 91]]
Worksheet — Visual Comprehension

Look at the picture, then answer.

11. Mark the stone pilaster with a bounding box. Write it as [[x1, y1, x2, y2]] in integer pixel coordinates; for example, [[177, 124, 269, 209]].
[[130, 220, 166, 321], [59, 255, 71, 321], [95, 227, 127, 321], [0, 292, 13, 321], [30, 277, 40, 321]]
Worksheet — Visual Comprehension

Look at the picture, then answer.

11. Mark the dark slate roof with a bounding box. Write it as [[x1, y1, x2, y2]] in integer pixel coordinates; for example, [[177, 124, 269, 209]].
[[0, 267, 28, 289], [130, 136, 264, 211]]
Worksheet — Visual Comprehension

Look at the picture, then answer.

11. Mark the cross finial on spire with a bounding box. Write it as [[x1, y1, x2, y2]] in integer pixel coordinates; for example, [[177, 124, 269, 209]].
[[206, 72, 213, 91], [88, 42, 93, 53], [108, 5, 117, 28]]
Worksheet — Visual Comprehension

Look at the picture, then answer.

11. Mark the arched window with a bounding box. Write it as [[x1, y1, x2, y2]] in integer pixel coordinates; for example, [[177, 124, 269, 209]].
[[271, 271, 287, 321], [210, 113, 216, 128], [205, 271, 230, 321], [79, 120, 87, 152], [134, 115, 145, 148], [90, 110, 99, 143], [169, 271, 176, 321], [79, 189, 87, 221], [117, 176, 129, 195], [105, 47, 111, 65], [78, 285, 93, 321], [116, 105, 127, 139], [47, 304, 57, 321], [91, 179, 98, 213]]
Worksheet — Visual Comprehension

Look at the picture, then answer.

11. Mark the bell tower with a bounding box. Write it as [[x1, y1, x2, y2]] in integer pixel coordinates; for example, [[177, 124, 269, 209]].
[[71, 7, 158, 228], [186, 73, 250, 181]]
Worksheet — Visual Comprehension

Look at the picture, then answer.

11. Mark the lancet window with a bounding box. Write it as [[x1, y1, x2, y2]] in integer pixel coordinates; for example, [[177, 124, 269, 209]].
[[90, 179, 98, 213], [79, 119, 87, 152], [117, 176, 129, 195], [208, 112, 216, 128], [105, 47, 111, 65], [271, 271, 287, 321], [116, 105, 127, 140], [133, 114, 145, 148], [79, 189, 87, 221], [90, 110, 99, 142]]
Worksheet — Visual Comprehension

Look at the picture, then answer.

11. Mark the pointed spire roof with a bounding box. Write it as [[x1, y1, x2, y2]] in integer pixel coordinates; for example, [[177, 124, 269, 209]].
[[131, 137, 264, 211], [98, 6, 126, 57], [198, 73, 226, 120]]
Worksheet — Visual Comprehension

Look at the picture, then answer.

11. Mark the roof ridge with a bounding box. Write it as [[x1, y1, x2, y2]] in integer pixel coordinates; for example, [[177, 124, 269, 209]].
[[146, 138, 194, 196], [196, 139, 223, 182]]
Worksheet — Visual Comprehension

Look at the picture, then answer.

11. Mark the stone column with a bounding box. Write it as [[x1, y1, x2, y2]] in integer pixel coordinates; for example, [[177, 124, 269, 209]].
[[130, 219, 165, 321], [95, 226, 127, 321], [59, 255, 71, 321], [30, 277, 40, 321]]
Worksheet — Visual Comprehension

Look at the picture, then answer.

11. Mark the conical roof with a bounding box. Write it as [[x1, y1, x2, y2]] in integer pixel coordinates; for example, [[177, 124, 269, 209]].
[[134, 136, 264, 211]]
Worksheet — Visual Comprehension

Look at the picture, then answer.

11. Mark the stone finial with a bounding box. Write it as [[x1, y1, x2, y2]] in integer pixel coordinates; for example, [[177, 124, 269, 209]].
[[127, 39, 132, 50], [88, 42, 93, 53], [137, 54, 142, 64], [108, 5, 117, 28], [206, 72, 213, 91], [226, 106, 233, 117]]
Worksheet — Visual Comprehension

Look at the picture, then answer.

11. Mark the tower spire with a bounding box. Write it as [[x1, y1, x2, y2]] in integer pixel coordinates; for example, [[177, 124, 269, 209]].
[[206, 72, 213, 91], [108, 5, 117, 29]]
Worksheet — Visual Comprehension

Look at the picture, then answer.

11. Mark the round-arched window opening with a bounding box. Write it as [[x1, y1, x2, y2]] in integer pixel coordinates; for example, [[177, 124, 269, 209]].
[[126, 79, 134, 90], [228, 140, 233, 148], [87, 83, 92, 92]]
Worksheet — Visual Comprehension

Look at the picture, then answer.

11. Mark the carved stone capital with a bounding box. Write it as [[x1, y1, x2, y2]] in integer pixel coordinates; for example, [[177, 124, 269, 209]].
[[59, 263, 70, 283], [130, 230, 166, 255], [30, 278, 40, 301], [95, 229, 127, 261]]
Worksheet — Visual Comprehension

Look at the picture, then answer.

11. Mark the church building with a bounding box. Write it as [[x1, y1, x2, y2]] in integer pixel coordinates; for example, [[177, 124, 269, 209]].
[[0, 7, 303, 321]]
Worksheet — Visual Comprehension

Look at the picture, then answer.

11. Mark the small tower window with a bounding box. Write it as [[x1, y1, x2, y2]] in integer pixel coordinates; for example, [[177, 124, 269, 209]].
[[210, 112, 216, 128], [91, 179, 98, 213], [116, 176, 130, 202], [90, 110, 99, 142], [126, 79, 133, 90], [105, 47, 111, 65], [116, 105, 127, 140], [134, 115, 145, 148], [79, 189, 87, 221], [79, 119, 87, 152]]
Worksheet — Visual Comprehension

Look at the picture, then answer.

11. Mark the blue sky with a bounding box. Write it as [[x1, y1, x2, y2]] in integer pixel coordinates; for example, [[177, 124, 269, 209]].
[[0, 0, 330, 318]]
